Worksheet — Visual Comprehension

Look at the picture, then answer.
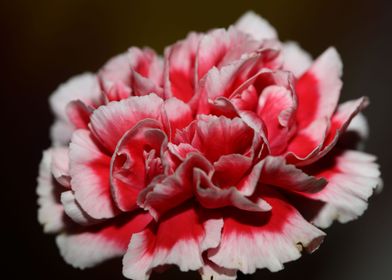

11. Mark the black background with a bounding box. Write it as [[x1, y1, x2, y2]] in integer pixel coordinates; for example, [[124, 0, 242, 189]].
[[1, 0, 391, 279]]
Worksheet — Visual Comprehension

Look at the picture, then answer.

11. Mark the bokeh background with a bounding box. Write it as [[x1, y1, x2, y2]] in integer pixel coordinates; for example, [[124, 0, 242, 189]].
[[2, 0, 391, 279]]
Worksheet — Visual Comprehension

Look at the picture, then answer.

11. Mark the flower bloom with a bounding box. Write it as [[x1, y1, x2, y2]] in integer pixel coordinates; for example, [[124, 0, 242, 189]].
[[37, 11, 381, 279]]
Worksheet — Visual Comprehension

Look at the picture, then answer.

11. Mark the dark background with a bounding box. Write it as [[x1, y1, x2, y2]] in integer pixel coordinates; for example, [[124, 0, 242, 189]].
[[1, 0, 391, 279]]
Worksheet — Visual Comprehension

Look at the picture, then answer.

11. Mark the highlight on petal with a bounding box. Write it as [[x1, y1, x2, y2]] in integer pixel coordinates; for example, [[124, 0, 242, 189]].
[[207, 188, 325, 274], [122, 204, 223, 280], [69, 129, 118, 219], [234, 11, 278, 41], [57, 211, 152, 269], [282, 41, 312, 78]]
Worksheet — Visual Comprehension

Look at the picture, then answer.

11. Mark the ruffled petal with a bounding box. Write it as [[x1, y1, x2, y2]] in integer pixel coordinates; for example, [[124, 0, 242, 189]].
[[122, 205, 223, 280], [57, 211, 152, 269], [301, 149, 381, 228], [37, 149, 67, 233], [200, 259, 237, 280], [207, 188, 325, 274]]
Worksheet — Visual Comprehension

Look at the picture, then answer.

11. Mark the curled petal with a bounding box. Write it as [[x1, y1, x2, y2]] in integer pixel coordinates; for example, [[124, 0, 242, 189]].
[[260, 156, 327, 194], [257, 85, 296, 154], [110, 120, 167, 212], [90, 94, 163, 152], [286, 118, 329, 165], [194, 168, 271, 212], [139, 153, 213, 219], [321, 97, 369, 153]]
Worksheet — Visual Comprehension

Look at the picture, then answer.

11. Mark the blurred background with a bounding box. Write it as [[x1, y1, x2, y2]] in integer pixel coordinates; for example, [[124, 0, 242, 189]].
[[1, 0, 391, 279]]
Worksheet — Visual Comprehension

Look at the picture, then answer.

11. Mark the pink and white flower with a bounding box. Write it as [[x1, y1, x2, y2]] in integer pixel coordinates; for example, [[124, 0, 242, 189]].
[[37, 11, 381, 279]]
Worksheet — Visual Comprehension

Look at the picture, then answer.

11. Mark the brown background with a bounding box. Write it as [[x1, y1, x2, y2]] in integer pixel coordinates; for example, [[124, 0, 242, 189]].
[[1, 0, 391, 279]]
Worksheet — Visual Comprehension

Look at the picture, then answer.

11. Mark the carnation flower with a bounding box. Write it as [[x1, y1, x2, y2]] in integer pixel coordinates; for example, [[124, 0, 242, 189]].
[[37, 11, 381, 279]]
